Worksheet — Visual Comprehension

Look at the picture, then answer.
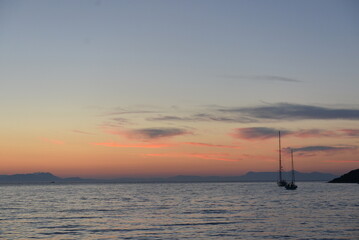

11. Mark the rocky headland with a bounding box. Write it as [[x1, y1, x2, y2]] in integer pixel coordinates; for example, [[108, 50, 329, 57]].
[[328, 169, 359, 183]]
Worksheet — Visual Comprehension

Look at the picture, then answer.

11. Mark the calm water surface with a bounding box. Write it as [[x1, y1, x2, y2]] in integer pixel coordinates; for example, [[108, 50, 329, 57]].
[[0, 182, 358, 239]]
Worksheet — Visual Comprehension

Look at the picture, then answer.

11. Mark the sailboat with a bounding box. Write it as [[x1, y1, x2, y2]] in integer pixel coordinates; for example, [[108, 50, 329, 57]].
[[277, 131, 287, 187], [285, 149, 298, 190]]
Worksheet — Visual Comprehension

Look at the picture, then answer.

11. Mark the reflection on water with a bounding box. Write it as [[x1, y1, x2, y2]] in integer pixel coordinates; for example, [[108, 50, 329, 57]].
[[0, 182, 358, 239]]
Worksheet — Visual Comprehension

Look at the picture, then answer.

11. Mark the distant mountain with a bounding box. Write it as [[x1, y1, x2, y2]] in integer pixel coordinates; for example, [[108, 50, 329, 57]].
[[239, 171, 337, 182], [160, 171, 337, 183], [328, 169, 359, 183], [0, 171, 338, 184], [0, 172, 60, 183], [0, 172, 93, 183]]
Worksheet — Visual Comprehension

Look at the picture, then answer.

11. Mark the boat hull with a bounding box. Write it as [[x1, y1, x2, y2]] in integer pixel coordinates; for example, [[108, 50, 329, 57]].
[[285, 183, 297, 190], [277, 180, 287, 187]]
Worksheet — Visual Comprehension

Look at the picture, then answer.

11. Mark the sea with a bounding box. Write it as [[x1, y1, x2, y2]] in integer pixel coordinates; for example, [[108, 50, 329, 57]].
[[0, 182, 358, 240]]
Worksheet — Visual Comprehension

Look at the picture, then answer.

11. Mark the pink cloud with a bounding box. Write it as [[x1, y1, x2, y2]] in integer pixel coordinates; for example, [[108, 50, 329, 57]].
[[240, 153, 276, 162], [339, 129, 359, 137], [183, 142, 240, 149], [145, 153, 171, 157], [187, 153, 240, 162], [325, 160, 359, 163], [93, 142, 170, 148], [144, 152, 240, 162]]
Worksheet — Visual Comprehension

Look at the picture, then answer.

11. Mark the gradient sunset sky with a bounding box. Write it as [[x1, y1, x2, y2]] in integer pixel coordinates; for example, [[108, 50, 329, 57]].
[[1, 0, 358, 178]]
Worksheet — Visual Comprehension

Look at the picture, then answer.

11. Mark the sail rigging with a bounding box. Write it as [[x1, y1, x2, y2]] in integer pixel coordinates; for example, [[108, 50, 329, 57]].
[[277, 131, 287, 187], [285, 148, 298, 190]]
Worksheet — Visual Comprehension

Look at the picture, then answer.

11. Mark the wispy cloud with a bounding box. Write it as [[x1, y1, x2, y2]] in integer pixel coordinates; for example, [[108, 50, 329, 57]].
[[148, 113, 257, 123], [72, 129, 94, 135], [100, 118, 131, 129], [147, 116, 194, 121], [193, 113, 257, 123], [102, 103, 359, 129], [148, 103, 359, 124], [42, 138, 65, 145], [112, 117, 130, 125], [219, 74, 302, 83], [183, 142, 241, 149], [221, 103, 359, 121], [93, 142, 170, 148], [104, 106, 162, 116], [108, 110, 159, 116]]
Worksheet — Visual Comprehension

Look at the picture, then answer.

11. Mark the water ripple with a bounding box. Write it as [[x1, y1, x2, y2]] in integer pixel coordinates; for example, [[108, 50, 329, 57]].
[[0, 182, 358, 239]]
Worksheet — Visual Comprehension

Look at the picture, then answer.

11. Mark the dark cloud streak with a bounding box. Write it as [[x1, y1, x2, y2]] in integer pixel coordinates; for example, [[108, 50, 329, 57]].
[[232, 127, 359, 140], [147, 116, 196, 121], [219, 74, 302, 83], [148, 113, 257, 123], [127, 128, 190, 140], [221, 103, 359, 121], [232, 127, 291, 139], [108, 110, 159, 116], [291, 145, 357, 153]]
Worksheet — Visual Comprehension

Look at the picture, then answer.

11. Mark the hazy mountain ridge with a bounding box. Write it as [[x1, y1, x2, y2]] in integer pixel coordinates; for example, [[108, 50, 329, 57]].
[[161, 171, 337, 183], [0, 172, 95, 183], [0, 172, 61, 182], [0, 171, 338, 183]]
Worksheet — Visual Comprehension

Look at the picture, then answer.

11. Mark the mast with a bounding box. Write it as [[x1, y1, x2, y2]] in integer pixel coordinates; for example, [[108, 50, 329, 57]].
[[285, 148, 298, 190], [278, 131, 283, 182], [291, 149, 295, 183]]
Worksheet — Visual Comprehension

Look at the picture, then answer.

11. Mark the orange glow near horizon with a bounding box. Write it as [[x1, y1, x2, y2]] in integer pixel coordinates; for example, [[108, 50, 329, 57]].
[[1, 111, 359, 178], [93, 142, 171, 149]]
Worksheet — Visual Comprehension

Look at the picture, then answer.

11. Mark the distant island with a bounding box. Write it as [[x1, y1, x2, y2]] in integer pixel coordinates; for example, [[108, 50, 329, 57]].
[[0, 171, 337, 184], [328, 169, 359, 183], [0, 172, 91, 184]]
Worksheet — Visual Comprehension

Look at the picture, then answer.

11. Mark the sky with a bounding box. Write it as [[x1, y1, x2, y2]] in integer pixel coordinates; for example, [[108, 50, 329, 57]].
[[1, 0, 359, 178]]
